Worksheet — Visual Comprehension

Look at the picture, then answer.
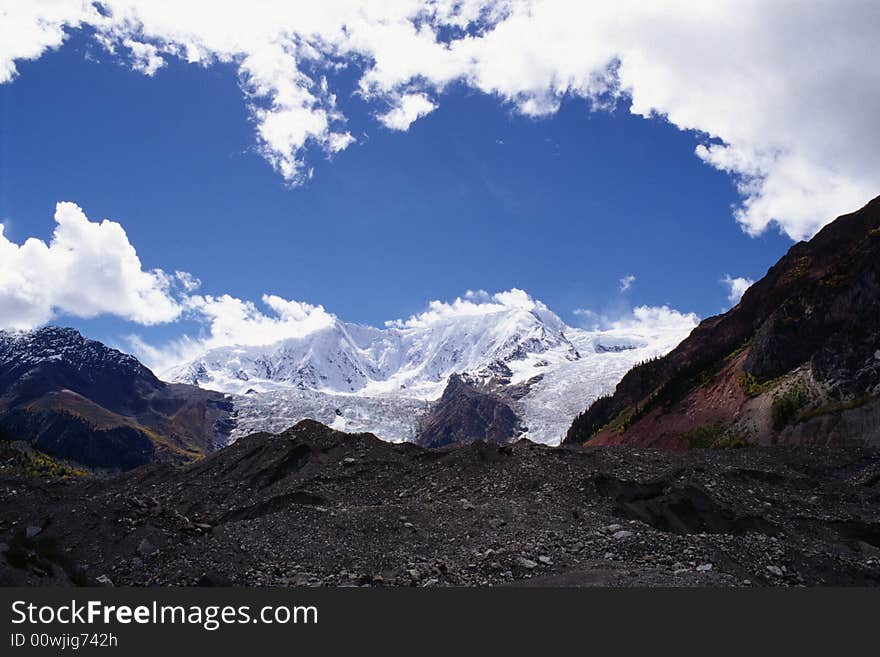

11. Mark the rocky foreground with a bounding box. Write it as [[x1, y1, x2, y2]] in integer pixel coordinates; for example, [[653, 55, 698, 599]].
[[2, 420, 879, 587]]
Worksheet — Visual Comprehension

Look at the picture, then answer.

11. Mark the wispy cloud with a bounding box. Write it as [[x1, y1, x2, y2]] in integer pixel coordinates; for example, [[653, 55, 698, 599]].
[[619, 274, 636, 293]]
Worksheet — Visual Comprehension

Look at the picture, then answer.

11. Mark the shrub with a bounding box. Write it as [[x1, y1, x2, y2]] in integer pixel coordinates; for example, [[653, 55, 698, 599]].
[[738, 371, 764, 397], [797, 395, 871, 423], [771, 385, 810, 431], [681, 424, 749, 449]]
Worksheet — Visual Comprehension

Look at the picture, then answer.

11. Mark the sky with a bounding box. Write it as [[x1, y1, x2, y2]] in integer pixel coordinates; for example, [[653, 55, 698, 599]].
[[0, 1, 877, 368]]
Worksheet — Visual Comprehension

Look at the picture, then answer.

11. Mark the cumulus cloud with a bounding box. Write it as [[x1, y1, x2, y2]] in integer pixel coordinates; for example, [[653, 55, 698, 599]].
[[573, 304, 698, 336], [606, 305, 699, 336], [0, 202, 182, 330], [184, 293, 335, 347], [2, 1, 877, 236], [127, 292, 337, 373], [387, 287, 549, 329], [378, 92, 438, 131], [619, 274, 636, 293], [601, 305, 699, 354], [721, 274, 754, 306]]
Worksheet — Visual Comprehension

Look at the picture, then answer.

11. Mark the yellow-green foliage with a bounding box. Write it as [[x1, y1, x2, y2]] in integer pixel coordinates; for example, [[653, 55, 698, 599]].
[[738, 371, 762, 396], [737, 370, 781, 397], [723, 341, 750, 363], [785, 255, 813, 281], [599, 408, 637, 434], [681, 424, 749, 449], [0, 446, 88, 478], [771, 385, 811, 430], [25, 451, 88, 478], [797, 395, 872, 423]]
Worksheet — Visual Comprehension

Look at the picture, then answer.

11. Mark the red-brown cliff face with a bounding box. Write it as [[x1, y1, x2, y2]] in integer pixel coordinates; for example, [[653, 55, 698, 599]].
[[566, 195, 880, 449]]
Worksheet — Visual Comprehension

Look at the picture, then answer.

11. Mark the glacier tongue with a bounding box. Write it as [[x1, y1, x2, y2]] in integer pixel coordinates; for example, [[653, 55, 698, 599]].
[[163, 295, 695, 446], [229, 389, 430, 444]]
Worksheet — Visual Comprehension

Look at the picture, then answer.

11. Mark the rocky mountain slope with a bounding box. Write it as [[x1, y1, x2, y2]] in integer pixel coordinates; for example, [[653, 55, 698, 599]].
[[166, 293, 695, 446], [414, 374, 521, 447], [2, 420, 878, 587], [566, 195, 880, 449], [0, 327, 233, 470]]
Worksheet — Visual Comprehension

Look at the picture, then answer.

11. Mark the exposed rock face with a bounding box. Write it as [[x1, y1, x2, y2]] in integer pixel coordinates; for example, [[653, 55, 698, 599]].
[[3, 420, 879, 587], [0, 327, 233, 470], [414, 374, 521, 447], [566, 195, 880, 448]]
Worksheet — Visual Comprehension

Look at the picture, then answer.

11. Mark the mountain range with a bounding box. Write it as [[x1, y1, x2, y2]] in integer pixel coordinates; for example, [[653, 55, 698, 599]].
[[0, 296, 689, 470], [2, 198, 880, 588], [1, 197, 878, 473], [164, 295, 693, 446]]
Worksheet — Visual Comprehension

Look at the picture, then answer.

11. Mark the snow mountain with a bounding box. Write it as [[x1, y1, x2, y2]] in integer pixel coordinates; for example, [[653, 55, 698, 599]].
[[163, 291, 696, 445]]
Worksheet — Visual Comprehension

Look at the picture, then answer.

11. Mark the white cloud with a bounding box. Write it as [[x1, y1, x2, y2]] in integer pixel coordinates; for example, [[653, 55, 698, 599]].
[[133, 287, 552, 370], [0, 202, 182, 330], [387, 287, 546, 329], [721, 274, 754, 306], [599, 304, 699, 354], [2, 1, 877, 235], [573, 304, 698, 337], [123, 38, 165, 76], [0, 0, 99, 83], [378, 92, 438, 130], [128, 292, 337, 373], [619, 274, 636, 293], [175, 270, 201, 292], [184, 293, 336, 348], [607, 305, 699, 335]]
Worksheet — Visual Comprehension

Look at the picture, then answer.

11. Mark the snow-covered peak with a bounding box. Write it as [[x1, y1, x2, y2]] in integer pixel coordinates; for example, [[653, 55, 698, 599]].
[[164, 292, 577, 398], [161, 292, 698, 445], [164, 319, 374, 393], [0, 325, 150, 376]]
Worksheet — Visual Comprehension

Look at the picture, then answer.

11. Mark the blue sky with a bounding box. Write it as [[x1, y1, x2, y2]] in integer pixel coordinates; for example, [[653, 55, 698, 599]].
[[0, 28, 797, 353]]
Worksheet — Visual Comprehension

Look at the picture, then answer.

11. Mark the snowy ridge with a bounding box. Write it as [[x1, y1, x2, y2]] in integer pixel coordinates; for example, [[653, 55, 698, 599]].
[[1, 326, 157, 385], [163, 291, 696, 445]]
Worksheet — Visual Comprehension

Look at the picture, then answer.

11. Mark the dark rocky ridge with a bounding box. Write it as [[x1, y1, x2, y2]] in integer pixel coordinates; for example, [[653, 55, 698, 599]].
[[2, 420, 879, 587], [0, 326, 161, 413], [0, 327, 234, 469], [566, 195, 880, 448], [414, 374, 521, 447]]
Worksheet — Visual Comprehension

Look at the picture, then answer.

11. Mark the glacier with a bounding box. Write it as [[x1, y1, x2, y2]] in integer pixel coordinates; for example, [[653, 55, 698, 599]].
[[162, 291, 696, 446]]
